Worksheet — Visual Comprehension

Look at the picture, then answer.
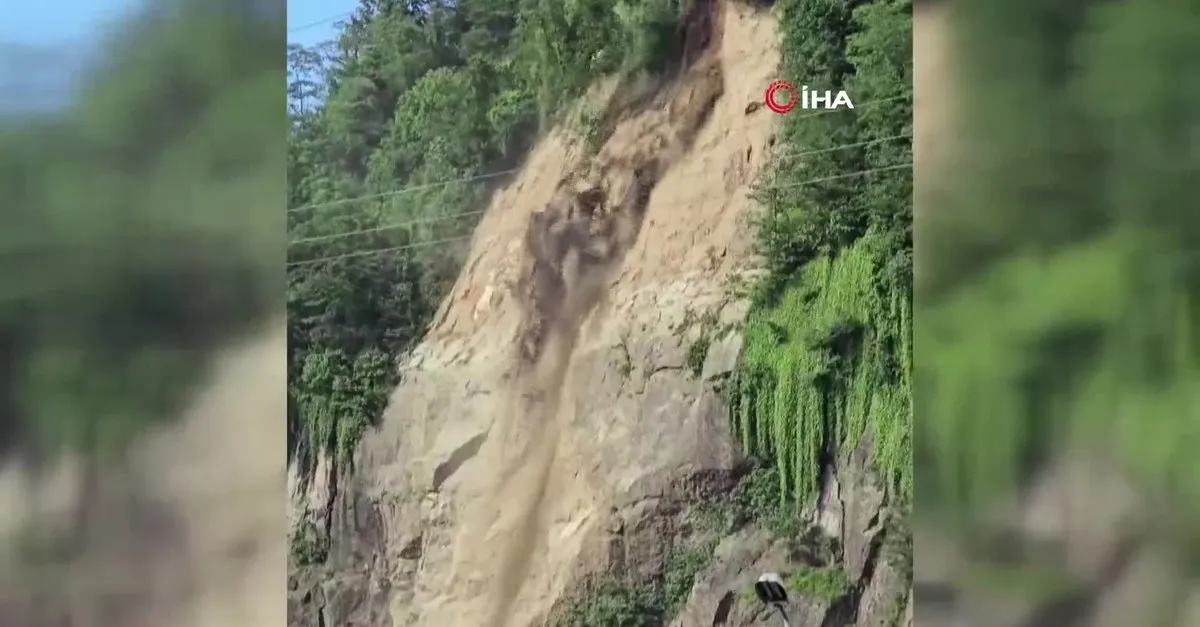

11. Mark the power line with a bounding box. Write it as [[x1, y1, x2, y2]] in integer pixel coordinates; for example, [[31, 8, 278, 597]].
[[288, 168, 518, 214], [776, 132, 911, 161], [286, 161, 912, 267], [286, 11, 350, 34], [289, 234, 474, 267], [285, 93, 913, 215], [286, 133, 913, 246], [290, 209, 488, 245], [772, 161, 909, 190]]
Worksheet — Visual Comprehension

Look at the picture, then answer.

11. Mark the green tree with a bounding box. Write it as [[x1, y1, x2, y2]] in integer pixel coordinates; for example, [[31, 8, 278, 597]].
[[734, 0, 912, 511]]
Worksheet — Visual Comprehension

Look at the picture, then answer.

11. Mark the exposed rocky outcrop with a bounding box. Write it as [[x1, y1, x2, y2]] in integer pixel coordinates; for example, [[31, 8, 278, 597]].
[[287, 4, 911, 626], [667, 441, 910, 627]]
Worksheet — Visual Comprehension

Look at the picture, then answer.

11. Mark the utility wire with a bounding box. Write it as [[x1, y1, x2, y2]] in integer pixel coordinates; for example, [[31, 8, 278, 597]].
[[288, 168, 519, 215], [290, 209, 489, 245], [287, 161, 912, 267], [287, 133, 912, 246], [285, 93, 913, 215], [288, 11, 352, 34]]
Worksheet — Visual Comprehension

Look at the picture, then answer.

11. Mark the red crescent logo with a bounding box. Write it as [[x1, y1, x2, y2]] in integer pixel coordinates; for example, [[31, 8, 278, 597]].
[[765, 80, 798, 114]]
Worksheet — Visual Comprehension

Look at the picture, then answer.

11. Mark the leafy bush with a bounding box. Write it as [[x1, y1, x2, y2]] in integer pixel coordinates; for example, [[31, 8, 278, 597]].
[[554, 579, 664, 626], [289, 519, 330, 566], [734, 0, 912, 512], [785, 565, 852, 601]]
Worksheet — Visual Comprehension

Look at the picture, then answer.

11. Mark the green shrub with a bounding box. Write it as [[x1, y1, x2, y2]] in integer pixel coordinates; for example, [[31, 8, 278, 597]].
[[734, 0, 912, 512]]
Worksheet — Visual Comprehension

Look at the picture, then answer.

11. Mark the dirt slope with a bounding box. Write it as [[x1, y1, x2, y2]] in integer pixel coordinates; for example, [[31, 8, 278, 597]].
[[393, 5, 776, 622], [288, 3, 787, 626]]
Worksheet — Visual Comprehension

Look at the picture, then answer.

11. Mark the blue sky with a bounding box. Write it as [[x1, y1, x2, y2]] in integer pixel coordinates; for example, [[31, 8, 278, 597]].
[[0, 0, 138, 110], [3, 0, 354, 47], [0, 0, 353, 58], [0, 0, 137, 48], [0, 0, 353, 112], [288, 0, 358, 47]]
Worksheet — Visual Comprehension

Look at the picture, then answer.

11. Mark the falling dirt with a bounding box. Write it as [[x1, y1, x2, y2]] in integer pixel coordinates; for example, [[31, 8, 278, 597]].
[[467, 44, 727, 627], [358, 3, 784, 626]]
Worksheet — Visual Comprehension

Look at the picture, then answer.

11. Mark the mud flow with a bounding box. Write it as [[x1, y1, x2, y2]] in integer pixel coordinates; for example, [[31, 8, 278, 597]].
[[469, 23, 726, 627]]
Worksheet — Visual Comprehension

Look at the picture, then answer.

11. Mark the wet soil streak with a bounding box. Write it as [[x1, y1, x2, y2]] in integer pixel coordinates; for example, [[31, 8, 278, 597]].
[[476, 8, 727, 617]]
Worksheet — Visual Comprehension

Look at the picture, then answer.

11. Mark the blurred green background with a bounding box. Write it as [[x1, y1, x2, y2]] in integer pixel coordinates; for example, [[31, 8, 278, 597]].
[[0, 1, 285, 463], [917, 0, 1200, 576]]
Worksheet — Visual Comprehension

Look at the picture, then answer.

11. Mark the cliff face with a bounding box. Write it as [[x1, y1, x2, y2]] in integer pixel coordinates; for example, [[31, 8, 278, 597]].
[[288, 4, 909, 626]]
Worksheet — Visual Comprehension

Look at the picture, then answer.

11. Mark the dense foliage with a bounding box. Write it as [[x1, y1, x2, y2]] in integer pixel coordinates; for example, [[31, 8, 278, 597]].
[[917, 0, 1200, 541], [732, 0, 913, 511], [0, 2, 283, 463], [285, 0, 692, 474]]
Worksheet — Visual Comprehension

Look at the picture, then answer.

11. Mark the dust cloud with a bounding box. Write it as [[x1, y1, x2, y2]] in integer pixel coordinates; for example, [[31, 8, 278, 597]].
[[463, 52, 724, 627], [475, 162, 653, 627]]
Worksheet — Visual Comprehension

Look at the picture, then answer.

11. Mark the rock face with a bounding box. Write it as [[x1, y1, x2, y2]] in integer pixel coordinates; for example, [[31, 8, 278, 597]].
[[668, 441, 910, 627], [287, 4, 910, 626]]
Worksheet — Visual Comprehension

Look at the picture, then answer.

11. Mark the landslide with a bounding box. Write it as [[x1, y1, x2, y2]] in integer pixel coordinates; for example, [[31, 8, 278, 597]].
[[289, 1, 774, 625], [288, 1, 913, 626]]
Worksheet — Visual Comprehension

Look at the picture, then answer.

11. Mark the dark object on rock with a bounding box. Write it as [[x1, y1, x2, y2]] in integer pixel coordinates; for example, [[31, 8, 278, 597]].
[[755, 573, 788, 605]]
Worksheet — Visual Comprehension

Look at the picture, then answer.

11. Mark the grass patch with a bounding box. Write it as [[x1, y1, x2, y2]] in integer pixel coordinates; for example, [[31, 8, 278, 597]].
[[553, 539, 715, 626], [736, 565, 851, 607], [663, 542, 715, 613], [289, 519, 329, 567], [786, 565, 853, 601], [686, 335, 711, 376], [673, 306, 733, 378], [574, 100, 609, 154], [689, 461, 805, 539], [553, 579, 663, 627]]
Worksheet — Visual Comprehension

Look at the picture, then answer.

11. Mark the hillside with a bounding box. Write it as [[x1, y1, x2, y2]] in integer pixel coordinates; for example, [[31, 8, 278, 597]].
[[286, 0, 912, 625]]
